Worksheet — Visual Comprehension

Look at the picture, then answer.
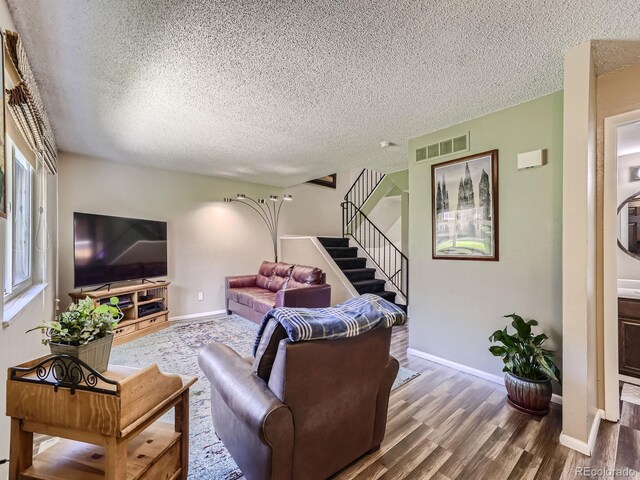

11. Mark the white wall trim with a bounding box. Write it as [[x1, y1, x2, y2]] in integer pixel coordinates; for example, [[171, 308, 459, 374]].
[[407, 348, 562, 405], [559, 409, 603, 456], [169, 309, 226, 321]]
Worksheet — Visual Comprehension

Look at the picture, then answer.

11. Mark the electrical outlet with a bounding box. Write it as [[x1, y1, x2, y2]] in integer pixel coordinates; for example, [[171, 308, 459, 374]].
[[197, 292, 204, 301]]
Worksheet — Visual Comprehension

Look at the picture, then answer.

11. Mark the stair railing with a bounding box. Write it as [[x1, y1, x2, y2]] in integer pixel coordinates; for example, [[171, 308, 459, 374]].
[[341, 200, 408, 302], [344, 168, 386, 211]]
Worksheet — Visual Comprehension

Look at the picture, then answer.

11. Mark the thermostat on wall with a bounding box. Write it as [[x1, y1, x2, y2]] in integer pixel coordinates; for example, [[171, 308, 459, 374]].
[[517, 149, 546, 170]]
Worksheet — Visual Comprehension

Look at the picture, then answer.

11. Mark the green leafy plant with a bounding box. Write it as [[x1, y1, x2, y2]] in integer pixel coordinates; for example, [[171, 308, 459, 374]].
[[27, 297, 122, 346], [488, 313, 561, 383]]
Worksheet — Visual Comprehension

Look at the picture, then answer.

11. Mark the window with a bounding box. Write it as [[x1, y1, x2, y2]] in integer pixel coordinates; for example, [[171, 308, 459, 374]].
[[4, 140, 34, 299]]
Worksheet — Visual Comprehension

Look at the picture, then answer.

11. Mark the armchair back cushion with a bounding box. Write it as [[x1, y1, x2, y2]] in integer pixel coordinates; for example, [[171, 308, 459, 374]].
[[199, 326, 398, 480], [267, 328, 393, 479]]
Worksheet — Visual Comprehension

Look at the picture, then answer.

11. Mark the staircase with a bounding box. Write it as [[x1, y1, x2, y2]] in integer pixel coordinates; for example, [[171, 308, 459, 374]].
[[317, 237, 397, 303], [313, 167, 409, 308]]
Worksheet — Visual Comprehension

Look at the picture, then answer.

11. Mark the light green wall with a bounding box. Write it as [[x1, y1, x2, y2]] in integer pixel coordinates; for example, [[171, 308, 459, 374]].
[[408, 92, 564, 384]]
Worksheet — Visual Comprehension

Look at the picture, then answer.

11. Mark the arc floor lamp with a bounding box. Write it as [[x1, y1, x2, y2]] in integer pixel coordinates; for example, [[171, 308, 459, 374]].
[[223, 194, 293, 262]]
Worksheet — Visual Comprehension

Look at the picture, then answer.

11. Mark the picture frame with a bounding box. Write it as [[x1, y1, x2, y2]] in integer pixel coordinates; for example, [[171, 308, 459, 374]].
[[307, 173, 337, 189], [431, 149, 499, 261]]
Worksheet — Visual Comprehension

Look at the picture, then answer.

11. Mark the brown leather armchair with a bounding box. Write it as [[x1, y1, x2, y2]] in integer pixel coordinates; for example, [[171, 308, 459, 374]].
[[198, 318, 399, 480]]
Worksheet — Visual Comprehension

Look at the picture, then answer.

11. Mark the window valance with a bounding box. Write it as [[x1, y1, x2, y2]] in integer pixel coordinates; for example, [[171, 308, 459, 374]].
[[4, 30, 57, 174]]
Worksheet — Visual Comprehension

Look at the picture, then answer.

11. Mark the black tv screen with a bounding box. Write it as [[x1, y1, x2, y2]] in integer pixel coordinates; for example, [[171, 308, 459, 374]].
[[74, 212, 168, 288]]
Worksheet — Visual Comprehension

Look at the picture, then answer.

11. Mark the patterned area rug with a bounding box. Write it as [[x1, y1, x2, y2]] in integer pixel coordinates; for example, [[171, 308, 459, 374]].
[[110, 314, 419, 479]]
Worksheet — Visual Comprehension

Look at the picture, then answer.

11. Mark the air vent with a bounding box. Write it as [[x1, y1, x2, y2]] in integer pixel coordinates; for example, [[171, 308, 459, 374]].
[[453, 135, 468, 152], [440, 139, 453, 156], [418, 132, 470, 162]]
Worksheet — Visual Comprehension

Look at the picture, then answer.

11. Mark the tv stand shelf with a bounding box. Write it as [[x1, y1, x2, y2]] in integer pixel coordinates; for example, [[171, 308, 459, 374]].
[[69, 282, 170, 346]]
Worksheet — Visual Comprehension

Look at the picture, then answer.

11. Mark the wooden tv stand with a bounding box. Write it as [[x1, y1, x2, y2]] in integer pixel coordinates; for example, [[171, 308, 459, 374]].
[[69, 282, 170, 346]]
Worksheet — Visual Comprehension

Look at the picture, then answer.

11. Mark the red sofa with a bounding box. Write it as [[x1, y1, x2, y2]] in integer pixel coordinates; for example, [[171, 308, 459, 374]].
[[225, 261, 331, 323]]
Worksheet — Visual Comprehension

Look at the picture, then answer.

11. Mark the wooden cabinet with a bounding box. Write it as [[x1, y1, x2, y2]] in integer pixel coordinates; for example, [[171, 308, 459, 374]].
[[7, 356, 196, 480], [619, 297, 640, 378], [70, 282, 170, 346]]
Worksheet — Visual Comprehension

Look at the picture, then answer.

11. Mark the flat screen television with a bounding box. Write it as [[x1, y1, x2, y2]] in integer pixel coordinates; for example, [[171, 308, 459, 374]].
[[74, 212, 168, 288]]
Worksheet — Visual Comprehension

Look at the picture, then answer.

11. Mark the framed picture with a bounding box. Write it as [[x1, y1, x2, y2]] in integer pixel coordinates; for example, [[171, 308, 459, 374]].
[[431, 150, 499, 261], [0, 31, 6, 219], [307, 173, 337, 189]]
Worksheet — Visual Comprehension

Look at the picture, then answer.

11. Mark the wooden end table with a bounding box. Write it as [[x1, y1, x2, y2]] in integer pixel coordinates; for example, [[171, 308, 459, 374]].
[[6, 355, 196, 480]]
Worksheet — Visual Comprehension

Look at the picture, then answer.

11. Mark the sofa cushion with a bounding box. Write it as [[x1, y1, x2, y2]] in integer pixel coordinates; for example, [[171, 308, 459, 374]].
[[267, 263, 294, 292], [256, 261, 276, 289], [227, 287, 267, 308], [253, 294, 276, 314], [274, 262, 294, 277], [252, 318, 288, 381], [268, 275, 288, 292], [286, 265, 323, 289]]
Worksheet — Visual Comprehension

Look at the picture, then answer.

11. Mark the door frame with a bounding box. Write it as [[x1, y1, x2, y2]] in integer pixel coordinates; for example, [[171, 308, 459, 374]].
[[603, 108, 640, 421]]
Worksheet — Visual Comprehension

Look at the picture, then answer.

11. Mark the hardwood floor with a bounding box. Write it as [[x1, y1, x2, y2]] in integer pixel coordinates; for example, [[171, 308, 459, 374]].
[[333, 326, 640, 480]]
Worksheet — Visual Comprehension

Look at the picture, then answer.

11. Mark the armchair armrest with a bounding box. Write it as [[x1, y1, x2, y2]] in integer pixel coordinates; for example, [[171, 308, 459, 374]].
[[198, 342, 292, 443], [275, 284, 331, 308], [225, 274, 257, 289]]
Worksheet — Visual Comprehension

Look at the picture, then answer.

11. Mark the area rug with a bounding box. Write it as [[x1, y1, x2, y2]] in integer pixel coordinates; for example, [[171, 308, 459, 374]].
[[110, 313, 419, 480]]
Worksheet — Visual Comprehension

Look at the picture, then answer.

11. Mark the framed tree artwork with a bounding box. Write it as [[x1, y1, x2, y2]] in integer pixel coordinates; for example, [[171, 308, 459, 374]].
[[431, 150, 499, 261]]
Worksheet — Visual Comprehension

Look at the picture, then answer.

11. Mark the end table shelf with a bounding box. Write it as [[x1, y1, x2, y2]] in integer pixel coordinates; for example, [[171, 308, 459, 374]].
[[6, 355, 196, 480]]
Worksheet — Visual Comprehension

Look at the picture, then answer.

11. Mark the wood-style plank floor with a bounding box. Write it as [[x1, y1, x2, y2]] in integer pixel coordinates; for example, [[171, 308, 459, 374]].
[[333, 326, 640, 480]]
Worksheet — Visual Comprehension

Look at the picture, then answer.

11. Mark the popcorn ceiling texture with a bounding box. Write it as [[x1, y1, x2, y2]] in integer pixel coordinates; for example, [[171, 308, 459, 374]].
[[7, 0, 640, 187]]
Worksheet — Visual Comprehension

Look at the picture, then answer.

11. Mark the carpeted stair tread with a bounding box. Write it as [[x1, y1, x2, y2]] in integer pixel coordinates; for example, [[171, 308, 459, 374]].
[[324, 246, 359, 258], [352, 279, 387, 294], [342, 268, 377, 282], [376, 291, 397, 302], [334, 257, 368, 269], [317, 237, 350, 248]]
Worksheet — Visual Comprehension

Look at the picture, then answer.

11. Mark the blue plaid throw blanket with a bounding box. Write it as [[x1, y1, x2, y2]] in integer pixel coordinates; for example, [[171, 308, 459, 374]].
[[253, 293, 407, 355]]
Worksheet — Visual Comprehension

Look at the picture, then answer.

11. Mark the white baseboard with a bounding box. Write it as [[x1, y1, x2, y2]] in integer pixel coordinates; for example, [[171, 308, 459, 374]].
[[559, 409, 604, 456], [169, 309, 227, 321], [407, 348, 562, 405]]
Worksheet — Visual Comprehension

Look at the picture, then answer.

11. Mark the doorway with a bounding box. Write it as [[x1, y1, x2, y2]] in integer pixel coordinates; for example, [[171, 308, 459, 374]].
[[603, 109, 640, 421]]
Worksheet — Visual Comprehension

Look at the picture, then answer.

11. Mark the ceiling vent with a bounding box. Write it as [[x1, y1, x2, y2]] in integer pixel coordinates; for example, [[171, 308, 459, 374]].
[[416, 132, 470, 162]]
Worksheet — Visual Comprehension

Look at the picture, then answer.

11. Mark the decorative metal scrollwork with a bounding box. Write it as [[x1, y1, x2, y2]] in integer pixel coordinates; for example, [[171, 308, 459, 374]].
[[10, 354, 118, 395]]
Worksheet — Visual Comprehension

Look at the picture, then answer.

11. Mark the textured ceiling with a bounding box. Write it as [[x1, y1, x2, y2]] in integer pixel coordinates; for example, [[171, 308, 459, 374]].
[[7, 1, 640, 187]]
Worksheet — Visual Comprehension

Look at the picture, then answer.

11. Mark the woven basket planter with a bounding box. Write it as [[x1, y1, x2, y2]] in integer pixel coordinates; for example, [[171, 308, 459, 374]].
[[49, 333, 114, 383]]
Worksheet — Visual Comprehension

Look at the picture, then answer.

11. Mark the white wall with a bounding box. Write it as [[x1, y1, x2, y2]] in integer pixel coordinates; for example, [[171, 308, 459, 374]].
[[281, 171, 357, 237], [0, 1, 59, 474], [617, 152, 640, 280], [58, 153, 354, 317]]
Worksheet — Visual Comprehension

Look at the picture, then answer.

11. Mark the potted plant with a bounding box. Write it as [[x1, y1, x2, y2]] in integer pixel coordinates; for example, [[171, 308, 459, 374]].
[[488, 313, 561, 416], [28, 297, 122, 379]]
